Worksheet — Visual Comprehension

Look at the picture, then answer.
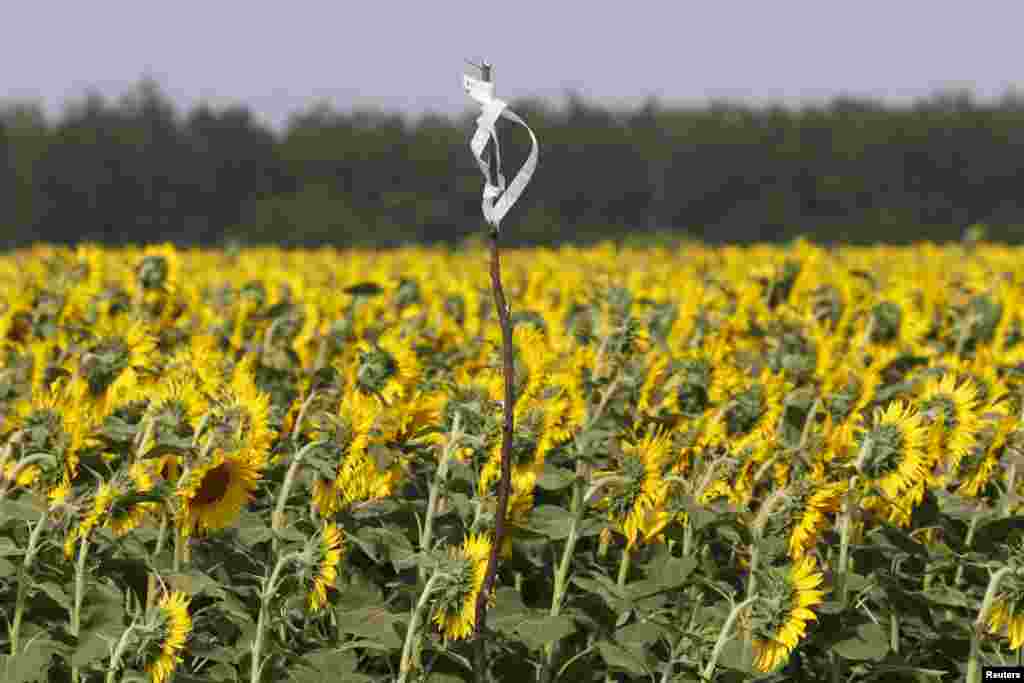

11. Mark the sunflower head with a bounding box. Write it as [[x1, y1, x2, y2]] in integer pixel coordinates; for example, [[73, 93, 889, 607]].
[[431, 533, 492, 641], [142, 379, 207, 452], [439, 383, 500, 445], [302, 522, 346, 613], [672, 357, 714, 417], [78, 316, 156, 397], [869, 301, 903, 345], [350, 332, 420, 405], [176, 448, 262, 536], [136, 591, 192, 683], [207, 362, 273, 465], [744, 556, 826, 672], [854, 401, 928, 494]]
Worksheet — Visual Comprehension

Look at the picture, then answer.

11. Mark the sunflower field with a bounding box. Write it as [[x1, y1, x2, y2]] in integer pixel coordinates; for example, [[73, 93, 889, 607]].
[[5, 240, 1024, 682]]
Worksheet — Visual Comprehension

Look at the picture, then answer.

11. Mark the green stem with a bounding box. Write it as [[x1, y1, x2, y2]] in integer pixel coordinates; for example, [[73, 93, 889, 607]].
[[616, 545, 632, 589], [741, 543, 761, 669], [955, 508, 984, 587], [291, 391, 318, 445], [682, 513, 694, 558], [173, 528, 185, 573], [10, 507, 49, 655], [250, 551, 303, 683], [420, 419, 461, 584], [890, 609, 899, 654], [969, 565, 1018, 683], [272, 440, 328, 557], [837, 475, 858, 607], [71, 537, 90, 683], [398, 570, 445, 683], [1005, 463, 1018, 518], [967, 628, 983, 683], [104, 622, 137, 683], [701, 596, 758, 681], [541, 477, 586, 682]]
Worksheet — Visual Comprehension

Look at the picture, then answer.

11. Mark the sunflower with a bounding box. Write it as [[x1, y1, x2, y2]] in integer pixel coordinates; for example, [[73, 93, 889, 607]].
[[563, 344, 595, 425], [7, 385, 88, 493], [140, 591, 192, 683], [432, 533, 492, 641], [136, 243, 181, 296], [916, 373, 984, 481], [987, 588, 1024, 650], [746, 556, 827, 672], [638, 352, 671, 415], [855, 401, 929, 506], [787, 480, 847, 560], [307, 523, 345, 612], [307, 390, 387, 514], [478, 396, 559, 496], [934, 350, 1010, 416], [68, 313, 157, 417], [176, 447, 262, 536], [593, 428, 673, 549], [863, 288, 932, 353], [955, 415, 1015, 499], [207, 355, 274, 466], [139, 378, 208, 456], [484, 324, 550, 408], [162, 333, 225, 397], [709, 367, 789, 455], [348, 329, 421, 406]]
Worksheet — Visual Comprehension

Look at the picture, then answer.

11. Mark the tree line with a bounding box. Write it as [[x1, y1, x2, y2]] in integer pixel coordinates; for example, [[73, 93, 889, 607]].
[[2, 80, 1024, 249]]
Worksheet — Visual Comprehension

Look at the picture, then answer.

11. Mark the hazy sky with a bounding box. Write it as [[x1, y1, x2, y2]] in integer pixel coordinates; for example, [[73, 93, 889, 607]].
[[3, 1, 1021, 131]]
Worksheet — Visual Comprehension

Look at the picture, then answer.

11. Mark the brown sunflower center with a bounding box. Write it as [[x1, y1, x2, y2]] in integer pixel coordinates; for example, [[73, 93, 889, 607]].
[[193, 464, 231, 505]]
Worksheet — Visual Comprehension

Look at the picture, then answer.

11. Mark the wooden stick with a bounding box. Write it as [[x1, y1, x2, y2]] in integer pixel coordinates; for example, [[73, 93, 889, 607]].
[[471, 59, 517, 661]]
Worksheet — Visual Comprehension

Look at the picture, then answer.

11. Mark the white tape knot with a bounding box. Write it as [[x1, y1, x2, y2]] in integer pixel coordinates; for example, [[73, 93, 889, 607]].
[[463, 73, 539, 231]]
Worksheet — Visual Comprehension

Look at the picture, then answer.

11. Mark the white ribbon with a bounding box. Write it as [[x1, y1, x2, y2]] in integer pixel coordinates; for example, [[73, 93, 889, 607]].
[[463, 73, 539, 230]]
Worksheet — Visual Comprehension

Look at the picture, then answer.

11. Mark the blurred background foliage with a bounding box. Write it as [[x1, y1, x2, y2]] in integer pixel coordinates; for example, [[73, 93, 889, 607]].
[[2, 79, 1024, 248]]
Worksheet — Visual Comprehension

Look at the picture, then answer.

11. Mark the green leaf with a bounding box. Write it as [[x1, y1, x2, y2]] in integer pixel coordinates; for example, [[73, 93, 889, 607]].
[[715, 639, 758, 675], [344, 282, 384, 297], [973, 516, 1024, 554], [71, 629, 111, 669], [515, 614, 577, 651], [335, 606, 405, 650], [166, 569, 227, 599], [489, 589, 576, 649], [293, 649, 360, 683], [2, 638, 65, 683], [572, 575, 629, 612], [36, 581, 71, 610], [81, 582, 125, 632], [358, 526, 418, 571], [305, 449, 338, 479], [868, 525, 928, 558], [423, 674, 464, 683], [597, 640, 649, 676], [0, 537, 20, 555], [616, 620, 666, 648], [237, 510, 272, 546], [535, 464, 575, 491], [489, 587, 529, 633], [0, 500, 45, 522], [833, 621, 889, 661], [335, 578, 384, 611], [648, 554, 698, 592], [527, 505, 575, 540], [101, 415, 139, 443]]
